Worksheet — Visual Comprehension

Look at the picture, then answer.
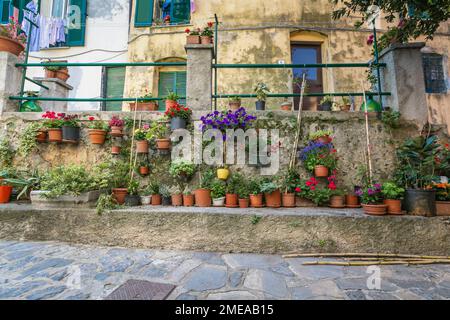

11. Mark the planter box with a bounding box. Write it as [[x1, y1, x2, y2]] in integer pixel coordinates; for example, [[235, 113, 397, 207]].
[[436, 201, 450, 216], [30, 190, 102, 208]]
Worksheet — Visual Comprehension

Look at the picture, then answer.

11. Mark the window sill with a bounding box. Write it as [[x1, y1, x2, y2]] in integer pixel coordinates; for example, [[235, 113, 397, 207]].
[[39, 46, 71, 51]]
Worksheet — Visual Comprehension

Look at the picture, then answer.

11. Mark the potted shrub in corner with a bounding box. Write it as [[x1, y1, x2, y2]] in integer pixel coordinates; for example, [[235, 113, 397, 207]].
[[381, 182, 405, 215], [86, 116, 109, 145], [148, 181, 161, 205], [41, 111, 64, 142], [124, 179, 141, 207], [194, 169, 214, 207], [182, 185, 195, 207], [165, 91, 180, 111], [260, 178, 281, 208], [165, 103, 192, 130], [249, 178, 263, 208], [254, 82, 270, 111], [211, 179, 226, 207], [61, 114, 80, 144], [225, 173, 241, 208], [185, 27, 201, 44], [357, 183, 387, 216], [0, 17, 26, 56], [109, 116, 124, 137], [228, 97, 242, 111]]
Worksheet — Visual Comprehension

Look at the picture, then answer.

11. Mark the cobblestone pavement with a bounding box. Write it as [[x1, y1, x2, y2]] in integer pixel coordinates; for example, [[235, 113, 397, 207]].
[[0, 241, 449, 300]]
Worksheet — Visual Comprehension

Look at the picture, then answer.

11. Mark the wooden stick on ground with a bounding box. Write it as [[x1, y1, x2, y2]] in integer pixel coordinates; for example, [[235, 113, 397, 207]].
[[282, 253, 450, 260], [303, 259, 450, 266]]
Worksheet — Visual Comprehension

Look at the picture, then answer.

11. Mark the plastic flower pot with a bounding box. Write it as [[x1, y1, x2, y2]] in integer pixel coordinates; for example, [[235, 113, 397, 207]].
[[217, 168, 230, 180], [194, 189, 211, 207], [346, 194, 360, 208], [200, 36, 212, 44], [140, 195, 152, 205], [186, 35, 200, 44], [0, 36, 25, 56], [139, 166, 149, 176], [319, 102, 332, 111], [213, 197, 225, 207], [330, 195, 346, 208], [162, 196, 172, 206], [383, 199, 403, 215], [152, 194, 162, 205], [362, 204, 388, 216], [239, 198, 249, 208], [110, 126, 123, 137], [403, 189, 436, 217], [36, 129, 47, 143], [282, 193, 295, 207], [295, 196, 317, 207], [314, 165, 329, 178], [125, 195, 140, 207], [111, 146, 121, 155], [0, 185, 13, 203], [255, 101, 266, 111], [225, 193, 238, 208], [47, 128, 62, 142], [229, 102, 241, 110], [55, 68, 70, 82], [156, 139, 171, 150], [250, 194, 263, 208], [436, 201, 450, 216], [165, 100, 178, 111], [88, 129, 107, 145], [129, 102, 158, 111], [265, 189, 281, 208], [62, 126, 80, 143], [171, 194, 183, 206], [170, 117, 186, 130], [183, 194, 195, 207], [112, 188, 128, 205], [136, 140, 149, 153]]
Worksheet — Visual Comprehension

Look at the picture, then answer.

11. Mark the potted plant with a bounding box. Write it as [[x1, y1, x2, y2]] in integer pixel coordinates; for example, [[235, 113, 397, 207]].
[[395, 136, 440, 217], [148, 181, 161, 205], [109, 116, 125, 137], [300, 140, 337, 178], [217, 165, 230, 180], [103, 160, 130, 205], [346, 189, 361, 208], [36, 125, 47, 143], [309, 130, 333, 144], [138, 161, 150, 176], [254, 82, 270, 111], [329, 189, 346, 208], [225, 173, 241, 208], [281, 170, 299, 207], [86, 116, 109, 145], [124, 179, 140, 207], [319, 96, 334, 111], [185, 27, 201, 44], [139, 186, 152, 206], [340, 97, 351, 111], [200, 22, 214, 44], [260, 178, 281, 208], [249, 178, 263, 207], [111, 145, 121, 155], [165, 103, 192, 130], [165, 91, 180, 111], [0, 17, 26, 56], [182, 185, 195, 207], [0, 178, 13, 203], [194, 169, 214, 207], [130, 90, 158, 111], [381, 182, 405, 215], [160, 184, 172, 206], [211, 179, 226, 207], [429, 183, 450, 216], [237, 180, 250, 208], [356, 183, 387, 215], [280, 101, 292, 111], [61, 114, 80, 144], [41, 111, 63, 142], [164, 15, 171, 25], [134, 127, 149, 154], [169, 160, 196, 181], [294, 179, 317, 207], [43, 60, 70, 82], [148, 121, 171, 150], [228, 97, 242, 110], [170, 185, 183, 206]]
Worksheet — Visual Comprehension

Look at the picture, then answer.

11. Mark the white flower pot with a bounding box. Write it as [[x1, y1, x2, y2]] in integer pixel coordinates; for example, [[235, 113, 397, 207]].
[[140, 195, 152, 205], [212, 197, 225, 207]]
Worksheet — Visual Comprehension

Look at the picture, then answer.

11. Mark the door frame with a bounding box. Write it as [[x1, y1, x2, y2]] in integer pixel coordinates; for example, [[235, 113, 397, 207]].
[[290, 41, 324, 91]]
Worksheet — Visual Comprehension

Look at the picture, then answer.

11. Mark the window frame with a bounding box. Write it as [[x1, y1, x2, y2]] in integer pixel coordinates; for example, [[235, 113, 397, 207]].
[[101, 66, 127, 111], [422, 53, 448, 94]]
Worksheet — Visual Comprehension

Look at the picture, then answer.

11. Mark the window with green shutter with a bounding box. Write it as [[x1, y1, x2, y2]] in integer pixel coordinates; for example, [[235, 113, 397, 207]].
[[158, 71, 186, 109], [171, 0, 190, 24], [103, 66, 126, 111], [67, 0, 86, 46], [135, 0, 154, 27], [0, 0, 12, 24]]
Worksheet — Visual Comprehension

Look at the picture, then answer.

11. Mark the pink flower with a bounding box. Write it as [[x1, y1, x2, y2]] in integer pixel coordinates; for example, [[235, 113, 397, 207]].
[[367, 34, 374, 46]]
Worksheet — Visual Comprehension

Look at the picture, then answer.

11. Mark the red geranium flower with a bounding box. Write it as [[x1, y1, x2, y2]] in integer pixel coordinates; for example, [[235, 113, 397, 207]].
[[207, 21, 213, 28], [185, 28, 190, 34], [89, 116, 95, 121]]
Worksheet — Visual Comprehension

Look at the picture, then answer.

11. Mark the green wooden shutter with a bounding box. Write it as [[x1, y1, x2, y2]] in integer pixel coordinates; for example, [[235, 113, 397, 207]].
[[0, 0, 12, 24], [171, 0, 190, 24], [158, 71, 186, 110], [175, 72, 186, 105], [105, 67, 126, 111], [67, 0, 86, 46], [135, 0, 154, 27]]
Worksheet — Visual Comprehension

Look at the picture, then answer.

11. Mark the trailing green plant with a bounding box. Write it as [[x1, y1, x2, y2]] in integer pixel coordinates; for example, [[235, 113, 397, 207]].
[[254, 82, 270, 101], [210, 179, 226, 199], [382, 182, 405, 200], [381, 111, 401, 129], [169, 160, 196, 178], [96, 194, 119, 215], [0, 139, 14, 168], [146, 121, 169, 140], [260, 178, 279, 194], [19, 122, 42, 157]]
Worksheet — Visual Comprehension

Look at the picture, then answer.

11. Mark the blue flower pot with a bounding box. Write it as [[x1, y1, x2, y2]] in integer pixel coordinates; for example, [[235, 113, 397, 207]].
[[170, 117, 186, 130]]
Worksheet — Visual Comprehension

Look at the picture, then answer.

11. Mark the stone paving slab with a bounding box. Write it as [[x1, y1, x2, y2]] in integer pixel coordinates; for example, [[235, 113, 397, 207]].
[[0, 240, 449, 300]]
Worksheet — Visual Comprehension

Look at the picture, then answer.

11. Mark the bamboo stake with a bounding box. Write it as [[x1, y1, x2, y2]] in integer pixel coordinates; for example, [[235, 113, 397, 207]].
[[361, 83, 373, 183], [303, 260, 450, 266], [289, 73, 307, 170], [283, 252, 450, 259], [129, 98, 139, 181]]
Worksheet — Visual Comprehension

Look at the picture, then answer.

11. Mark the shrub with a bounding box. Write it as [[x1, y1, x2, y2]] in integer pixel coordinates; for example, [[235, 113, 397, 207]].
[[382, 182, 405, 200], [169, 160, 196, 178], [210, 179, 226, 199]]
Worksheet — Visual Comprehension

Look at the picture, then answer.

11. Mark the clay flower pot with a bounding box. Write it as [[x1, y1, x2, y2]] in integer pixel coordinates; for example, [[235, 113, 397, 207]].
[[156, 138, 171, 150], [330, 195, 346, 208], [36, 129, 47, 143], [282, 193, 295, 207], [362, 204, 388, 216], [0, 36, 25, 56], [250, 194, 263, 208], [112, 188, 128, 205], [217, 168, 230, 180], [165, 99, 178, 111], [265, 189, 281, 208], [183, 194, 195, 207], [314, 165, 329, 178], [239, 198, 249, 208], [194, 189, 211, 207], [136, 140, 149, 153], [55, 68, 70, 82], [200, 36, 212, 44], [151, 194, 162, 205], [139, 166, 149, 176], [171, 194, 183, 207], [88, 129, 107, 145], [110, 126, 123, 137], [229, 102, 241, 110], [111, 146, 121, 155], [281, 103, 292, 111], [346, 194, 360, 208], [45, 69, 56, 78], [383, 199, 403, 215], [47, 128, 62, 142], [225, 193, 238, 208], [436, 201, 450, 216], [186, 35, 200, 44], [0, 185, 13, 203], [129, 102, 158, 111]]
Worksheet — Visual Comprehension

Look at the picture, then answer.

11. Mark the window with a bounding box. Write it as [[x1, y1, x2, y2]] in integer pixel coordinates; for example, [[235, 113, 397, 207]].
[[0, 0, 12, 24], [66, 0, 87, 46], [422, 53, 447, 94], [51, 0, 68, 19], [135, 0, 190, 27], [102, 66, 126, 111], [158, 71, 186, 110], [161, 0, 190, 24]]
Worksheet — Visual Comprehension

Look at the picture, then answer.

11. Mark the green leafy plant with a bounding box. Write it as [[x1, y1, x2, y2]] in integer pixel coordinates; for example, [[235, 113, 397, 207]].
[[382, 111, 401, 129], [19, 122, 42, 157], [199, 168, 215, 189], [147, 181, 160, 195], [251, 215, 262, 225], [226, 173, 242, 194], [146, 121, 169, 140], [96, 194, 119, 215], [0, 139, 14, 168], [85, 116, 109, 130], [237, 180, 250, 199], [96, 160, 130, 189], [228, 96, 241, 104], [320, 95, 334, 105], [159, 184, 171, 198], [127, 179, 140, 196], [169, 184, 182, 195], [248, 178, 261, 195], [183, 184, 193, 195], [254, 82, 270, 101], [169, 160, 196, 178], [309, 130, 333, 141], [260, 179, 279, 194], [281, 169, 301, 193], [134, 128, 149, 141], [165, 91, 180, 101], [3, 170, 40, 200], [210, 179, 226, 199], [381, 182, 405, 200]]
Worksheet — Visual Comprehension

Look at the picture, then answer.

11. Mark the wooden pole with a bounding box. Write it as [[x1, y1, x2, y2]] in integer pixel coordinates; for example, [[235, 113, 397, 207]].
[[289, 73, 307, 170], [129, 98, 139, 181], [303, 260, 450, 266], [362, 82, 373, 184], [282, 252, 450, 260]]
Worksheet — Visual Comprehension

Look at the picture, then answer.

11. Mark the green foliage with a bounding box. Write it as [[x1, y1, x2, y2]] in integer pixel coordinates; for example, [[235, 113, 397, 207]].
[[319, 95, 334, 105], [260, 178, 279, 194], [0, 139, 14, 168], [96, 160, 130, 189], [381, 111, 401, 129], [183, 184, 193, 195], [127, 179, 140, 196], [4, 170, 40, 200], [199, 168, 215, 189], [146, 121, 169, 140], [210, 179, 226, 199], [248, 178, 261, 195], [96, 194, 119, 215], [254, 82, 270, 101], [236, 180, 250, 199], [169, 160, 196, 178], [281, 169, 301, 193], [251, 215, 262, 225], [308, 188, 332, 205], [226, 173, 242, 194], [382, 182, 405, 200], [165, 91, 180, 101], [159, 184, 171, 197], [19, 122, 42, 157], [147, 181, 160, 195], [228, 96, 241, 104], [309, 130, 332, 141]]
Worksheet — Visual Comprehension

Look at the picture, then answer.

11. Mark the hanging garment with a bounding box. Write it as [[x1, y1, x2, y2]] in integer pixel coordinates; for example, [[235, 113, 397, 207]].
[[39, 16, 50, 49], [190, 0, 195, 13], [55, 19, 66, 44], [162, 0, 171, 18], [49, 18, 58, 46], [21, 1, 40, 52]]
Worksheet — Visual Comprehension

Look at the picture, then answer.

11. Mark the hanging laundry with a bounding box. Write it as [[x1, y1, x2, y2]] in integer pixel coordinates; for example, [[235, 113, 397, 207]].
[[55, 19, 66, 44], [191, 0, 196, 13], [39, 16, 50, 49], [49, 18, 58, 46], [21, 1, 40, 52]]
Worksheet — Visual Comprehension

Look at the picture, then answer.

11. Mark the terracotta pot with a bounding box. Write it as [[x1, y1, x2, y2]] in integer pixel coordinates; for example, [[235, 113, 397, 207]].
[[282, 193, 295, 207], [362, 204, 388, 216], [110, 126, 123, 137], [111, 146, 121, 155], [45, 69, 56, 78], [151, 194, 162, 205], [200, 36, 212, 44], [55, 69, 70, 82], [194, 189, 211, 207], [165, 99, 178, 111], [384, 199, 403, 215], [0, 185, 13, 203], [316, 135, 332, 144], [239, 198, 249, 208], [171, 194, 183, 206], [217, 168, 230, 180], [346, 194, 360, 208], [47, 128, 62, 142], [183, 194, 195, 207], [225, 193, 238, 207], [186, 35, 200, 44], [436, 201, 450, 216], [314, 165, 329, 178], [0, 36, 25, 56], [88, 129, 107, 145], [250, 194, 263, 207], [340, 104, 351, 112], [136, 140, 149, 153], [295, 196, 316, 207], [156, 139, 171, 150], [129, 101, 158, 111], [36, 129, 47, 143], [281, 104, 292, 111], [330, 195, 346, 208], [229, 102, 241, 110], [265, 189, 281, 208], [112, 188, 128, 205], [139, 166, 149, 176]]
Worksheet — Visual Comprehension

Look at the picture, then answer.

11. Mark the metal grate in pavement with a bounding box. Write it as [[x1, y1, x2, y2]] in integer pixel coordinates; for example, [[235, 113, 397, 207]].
[[104, 279, 176, 300]]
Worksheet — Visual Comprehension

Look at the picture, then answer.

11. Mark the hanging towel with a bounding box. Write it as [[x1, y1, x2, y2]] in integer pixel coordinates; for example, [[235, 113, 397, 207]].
[[49, 18, 58, 46], [21, 1, 40, 52], [190, 0, 196, 13]]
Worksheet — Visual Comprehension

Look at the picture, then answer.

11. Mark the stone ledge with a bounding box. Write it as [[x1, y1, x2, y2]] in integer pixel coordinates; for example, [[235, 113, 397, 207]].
[[33, 77, 74, 90]]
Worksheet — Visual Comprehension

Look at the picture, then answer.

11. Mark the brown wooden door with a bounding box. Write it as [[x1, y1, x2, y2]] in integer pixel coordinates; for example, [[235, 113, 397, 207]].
[[291, 44, 323, 110]]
